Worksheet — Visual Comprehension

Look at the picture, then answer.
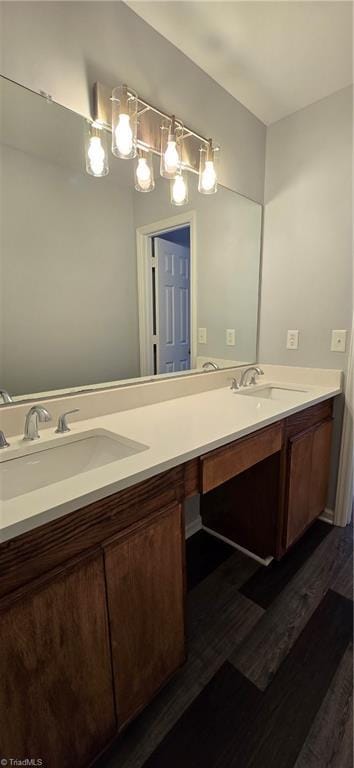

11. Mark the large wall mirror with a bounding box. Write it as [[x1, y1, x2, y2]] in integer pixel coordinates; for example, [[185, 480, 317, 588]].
[[0, 76, 262, 404]]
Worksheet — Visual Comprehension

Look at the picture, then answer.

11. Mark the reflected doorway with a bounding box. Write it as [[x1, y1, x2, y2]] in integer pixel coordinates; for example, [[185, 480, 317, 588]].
[[152, 227, 190, 374], [137, 213, 196, 377]]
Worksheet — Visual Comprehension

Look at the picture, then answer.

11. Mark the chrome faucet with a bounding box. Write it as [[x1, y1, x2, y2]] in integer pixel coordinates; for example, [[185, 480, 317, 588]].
[[202, 361, 219, 370], [23, 405, 52, 440], [0, 389, 13, 404], [239, 366, 264, 388]]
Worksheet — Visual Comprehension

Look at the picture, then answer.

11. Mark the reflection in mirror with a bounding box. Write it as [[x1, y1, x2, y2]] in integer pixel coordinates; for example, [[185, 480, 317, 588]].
[[0, 76, 262, 404]]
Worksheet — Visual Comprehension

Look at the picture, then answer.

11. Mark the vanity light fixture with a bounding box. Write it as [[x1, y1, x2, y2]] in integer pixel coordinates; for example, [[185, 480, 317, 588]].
[[171, 170, 188, 206], [135, 149, 155, 192], [85, 121, 109, 177], [160, 116, 183, 179], [90, 81, 221, 197], [198, 139, 219, 194], [112, 84, 138, 159]]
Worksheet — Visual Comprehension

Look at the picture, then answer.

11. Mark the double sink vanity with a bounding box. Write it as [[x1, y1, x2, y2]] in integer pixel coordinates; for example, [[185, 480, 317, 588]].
[[0, 39, 349, 768], [0, 364, 341, 768]]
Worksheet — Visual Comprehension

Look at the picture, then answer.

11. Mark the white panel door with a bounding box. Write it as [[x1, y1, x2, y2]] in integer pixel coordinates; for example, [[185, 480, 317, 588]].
[[155, 237, 190, 374]]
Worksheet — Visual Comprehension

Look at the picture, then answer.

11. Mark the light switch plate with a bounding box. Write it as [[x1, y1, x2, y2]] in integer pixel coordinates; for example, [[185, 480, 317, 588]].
[[198, 327, 207, 344], [286, 330, 299, 350], [226, 329, 236, 346], [331, 330, 346, 352]]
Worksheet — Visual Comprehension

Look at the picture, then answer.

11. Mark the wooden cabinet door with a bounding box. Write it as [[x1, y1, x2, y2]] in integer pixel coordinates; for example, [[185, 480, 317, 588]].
[[104, 502, 186, 728], [309, 419, 333, 519], [286, 430, 313, 548], [0, 551, 116, 768], [285, 419, 333, 549]]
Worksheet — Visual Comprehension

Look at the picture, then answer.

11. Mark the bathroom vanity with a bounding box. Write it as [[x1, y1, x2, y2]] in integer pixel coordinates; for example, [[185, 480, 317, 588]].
[[0, 373, 338, 768], [0, 13, 350, 767]]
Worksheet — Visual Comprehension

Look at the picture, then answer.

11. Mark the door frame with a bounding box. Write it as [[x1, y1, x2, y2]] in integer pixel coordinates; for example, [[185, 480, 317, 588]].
[[334, 310, 353, 526], [136, 211, 197, 376]]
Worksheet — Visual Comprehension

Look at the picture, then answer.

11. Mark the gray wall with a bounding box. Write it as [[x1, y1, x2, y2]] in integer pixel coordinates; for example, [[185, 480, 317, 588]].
[[260, 86, 353, 509], [133, 176, 262, 363], [1, 145, 140, 395], [0, 0, 266, 203], [259, 86, 353, 370]]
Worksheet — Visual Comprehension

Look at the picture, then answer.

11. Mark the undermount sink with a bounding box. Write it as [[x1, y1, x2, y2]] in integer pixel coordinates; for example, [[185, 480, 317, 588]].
[[238, 385, 309, 402], [0, 430, 148, 501]]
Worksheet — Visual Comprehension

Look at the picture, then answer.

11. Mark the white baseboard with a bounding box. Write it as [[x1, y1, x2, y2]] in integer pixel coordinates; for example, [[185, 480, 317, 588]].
[[319, 507, 335, 525], [185, 517, 202, 539]]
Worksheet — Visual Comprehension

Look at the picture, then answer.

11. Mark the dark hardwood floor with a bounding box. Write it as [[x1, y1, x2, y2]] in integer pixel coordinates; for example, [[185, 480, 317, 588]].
[[239, 519, 332, 608], [98, 520, 353, 768]]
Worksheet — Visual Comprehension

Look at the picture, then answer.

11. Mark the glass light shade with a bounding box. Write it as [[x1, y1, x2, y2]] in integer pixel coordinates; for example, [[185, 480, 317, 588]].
[[85, 121, 109, 177], [170, 171, 188, 206], [112, 84, 138, 159], [160, 117, 183, 178], [135, 150, 155, 192], [198, 141, 220, 194]]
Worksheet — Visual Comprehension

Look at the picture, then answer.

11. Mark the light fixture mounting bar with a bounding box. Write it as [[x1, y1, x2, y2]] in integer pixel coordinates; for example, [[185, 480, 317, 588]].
[[93, 81, 210, 173]]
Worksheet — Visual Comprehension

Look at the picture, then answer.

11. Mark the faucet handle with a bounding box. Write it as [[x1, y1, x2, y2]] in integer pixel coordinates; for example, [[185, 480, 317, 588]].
[[229, 377, 240, 391], [0, 430, 10, 448], [55, 409, 80, 434]]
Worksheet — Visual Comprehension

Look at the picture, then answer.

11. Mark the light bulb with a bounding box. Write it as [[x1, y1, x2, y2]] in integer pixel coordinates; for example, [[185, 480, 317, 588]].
[[115, 113, 133, 157], [136, 157, 152, 191], [87, 136, 106, 176], [201, 160, 217, 192], [164, 139, 179, 174], [172, 175, 187, 205]]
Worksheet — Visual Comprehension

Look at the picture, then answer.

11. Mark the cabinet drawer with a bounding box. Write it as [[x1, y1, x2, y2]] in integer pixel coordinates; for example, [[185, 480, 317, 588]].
[[201, 422, 283, 493]]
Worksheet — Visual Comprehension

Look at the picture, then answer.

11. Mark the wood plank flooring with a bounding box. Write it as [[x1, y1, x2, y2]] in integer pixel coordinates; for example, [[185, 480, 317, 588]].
[[98, 520, 353, 768], [240, 519, 332, 608], [294, 643, 353, 768], [142, 591, 353, 768], [231, 523, 353, 689]]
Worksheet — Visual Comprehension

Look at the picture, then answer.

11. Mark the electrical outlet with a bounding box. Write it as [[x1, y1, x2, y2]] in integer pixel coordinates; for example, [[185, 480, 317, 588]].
[[198, 327, 207, 344], [286, 330, 299, 350], [331, 330, 346, 352], [226, 329, 235, 346]]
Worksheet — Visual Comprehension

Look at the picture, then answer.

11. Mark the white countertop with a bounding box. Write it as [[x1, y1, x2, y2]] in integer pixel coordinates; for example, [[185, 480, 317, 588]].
[[0, 375, 341, 542]]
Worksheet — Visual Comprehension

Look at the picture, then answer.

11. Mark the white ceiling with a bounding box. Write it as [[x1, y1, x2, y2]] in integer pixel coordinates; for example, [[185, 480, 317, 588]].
[[126, 1, 353, 125]]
